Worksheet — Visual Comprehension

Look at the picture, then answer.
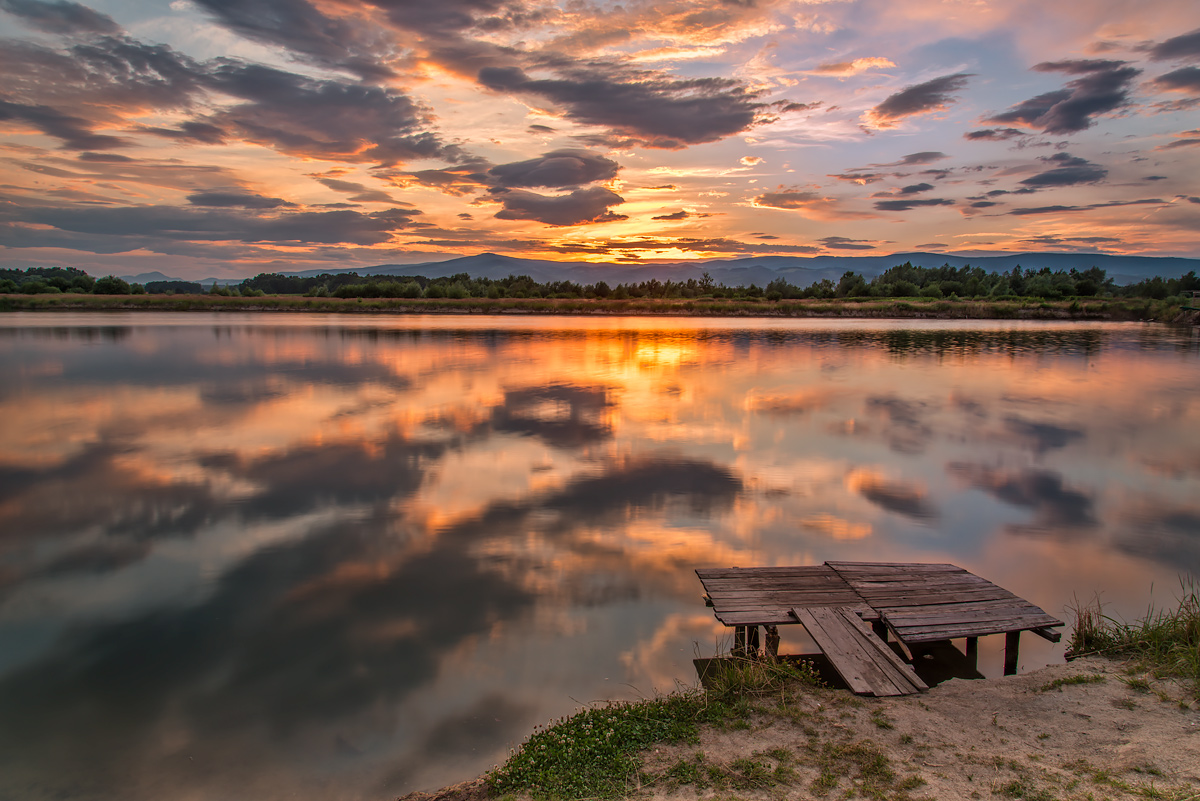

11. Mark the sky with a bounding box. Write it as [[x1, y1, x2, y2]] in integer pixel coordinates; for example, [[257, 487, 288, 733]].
[[1, 0, 1199, 279]]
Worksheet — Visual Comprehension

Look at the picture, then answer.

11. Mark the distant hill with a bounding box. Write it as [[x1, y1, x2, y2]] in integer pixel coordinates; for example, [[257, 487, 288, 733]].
[[123, 251, 1200, 288]]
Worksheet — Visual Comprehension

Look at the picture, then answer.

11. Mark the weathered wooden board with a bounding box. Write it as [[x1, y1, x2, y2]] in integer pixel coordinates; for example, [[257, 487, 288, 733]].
[[791, 607, 926, 696]]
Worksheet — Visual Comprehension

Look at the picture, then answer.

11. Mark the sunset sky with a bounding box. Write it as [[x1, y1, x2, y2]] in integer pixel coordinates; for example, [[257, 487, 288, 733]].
[[1, 0, 1199, 278]]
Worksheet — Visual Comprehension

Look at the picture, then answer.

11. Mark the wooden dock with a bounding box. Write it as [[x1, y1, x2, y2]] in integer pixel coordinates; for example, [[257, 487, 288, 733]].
[[696, 561, 1064, 696]]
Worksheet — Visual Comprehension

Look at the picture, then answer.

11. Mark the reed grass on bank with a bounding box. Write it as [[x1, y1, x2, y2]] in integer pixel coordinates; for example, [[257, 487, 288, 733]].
[[1067, 582, 1200, 699], [2, 292, 1196, 322]]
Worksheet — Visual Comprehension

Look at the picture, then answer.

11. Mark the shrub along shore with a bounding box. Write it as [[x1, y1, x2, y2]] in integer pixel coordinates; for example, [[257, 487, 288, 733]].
[[2, 263, 1199, 323], [2, 290, 1197, 323]]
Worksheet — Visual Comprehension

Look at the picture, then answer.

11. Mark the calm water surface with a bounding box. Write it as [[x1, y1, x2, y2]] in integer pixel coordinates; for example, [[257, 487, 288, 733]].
[[1, 313, 1198, 800]]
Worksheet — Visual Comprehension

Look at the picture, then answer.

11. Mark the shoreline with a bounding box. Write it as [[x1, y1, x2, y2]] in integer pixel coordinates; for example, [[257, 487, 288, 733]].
[[2, 293, 1198, 324], [400, 656, 1199, 801]]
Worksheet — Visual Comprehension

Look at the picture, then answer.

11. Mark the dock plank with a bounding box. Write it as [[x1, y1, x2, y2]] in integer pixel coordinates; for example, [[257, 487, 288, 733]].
[[696, 562, 1064, 671]]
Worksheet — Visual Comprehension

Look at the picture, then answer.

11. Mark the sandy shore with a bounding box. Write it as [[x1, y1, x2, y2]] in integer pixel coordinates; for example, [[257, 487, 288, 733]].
[[402, 656, 1199, 801]]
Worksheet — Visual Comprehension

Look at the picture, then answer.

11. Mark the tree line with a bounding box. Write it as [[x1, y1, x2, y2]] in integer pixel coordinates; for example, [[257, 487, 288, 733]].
[[3, 263, 1198, 301]]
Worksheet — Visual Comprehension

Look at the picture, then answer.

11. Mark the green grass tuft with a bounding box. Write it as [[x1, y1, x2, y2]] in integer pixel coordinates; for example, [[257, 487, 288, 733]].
[[486, 690, 745, 799], [1066, 581, 1200, 700]]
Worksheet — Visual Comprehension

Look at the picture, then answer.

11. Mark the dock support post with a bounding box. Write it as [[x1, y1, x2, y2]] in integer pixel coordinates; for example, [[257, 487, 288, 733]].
[[965, 637, 978, 668], [1003, 631, 1020, 675], [733, 625, 746, 656], [747, 625, 760, 657], [765, 626, 780, 659]]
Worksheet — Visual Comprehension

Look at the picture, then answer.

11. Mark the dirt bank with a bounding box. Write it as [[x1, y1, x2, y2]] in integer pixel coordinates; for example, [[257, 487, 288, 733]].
[[403, 656, 1199, 801]]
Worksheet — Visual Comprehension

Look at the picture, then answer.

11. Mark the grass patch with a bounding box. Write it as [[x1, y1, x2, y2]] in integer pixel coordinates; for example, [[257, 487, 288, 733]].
[[1037, 674, 1106, 692], [1066, 582, 1200, 699], [486, 691, 738, 799]]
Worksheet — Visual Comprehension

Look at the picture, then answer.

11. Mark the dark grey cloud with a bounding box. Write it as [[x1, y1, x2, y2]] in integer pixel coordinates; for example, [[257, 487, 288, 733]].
[[865, 395, 935, 454], [893, 151, 948, 165], [479, 66, 765, 148], [187, 191, 296, 209], [192, 0, 397, 81], [1148, 27, 1200, 61], [206, 63, 456, 166], [855, 475, 937, 520], [947, 462, 1097, 533], [0, 0, 119, 34], [1003, 415, 1084, 454], [312, 177, 399, 203], [963, 127, 1026, 141], [0, 98, 128, 150], [9, 204, 421, 247], [490, 186, 626, 226], [144, 120, 228, 144], [986, 60, 1140, 134], [898, 182, 934, 195], [1157, 129, 1200, 150], [1008, 198, 1164, 215], [1153, 66, 1200, 93], [873, 197, 954, 211], [652, 210, 691, 220], [1019, 152, 1107, 187], [867, 73, 972, 126], [492, 383, 612, 447], [487, 149, 619, 188], [820, 236, 875, 250]]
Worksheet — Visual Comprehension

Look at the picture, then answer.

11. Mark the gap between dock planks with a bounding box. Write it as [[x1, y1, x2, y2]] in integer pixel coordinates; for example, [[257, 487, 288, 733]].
[[790, 606, 927, 697]]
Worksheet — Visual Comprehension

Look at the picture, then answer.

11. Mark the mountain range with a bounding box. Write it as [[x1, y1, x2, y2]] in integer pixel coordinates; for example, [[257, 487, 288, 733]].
[[119, 251, 1200, 288]]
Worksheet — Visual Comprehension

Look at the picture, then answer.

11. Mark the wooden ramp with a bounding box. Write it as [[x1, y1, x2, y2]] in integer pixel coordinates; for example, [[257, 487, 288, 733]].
[[790, 606, 928, 697]]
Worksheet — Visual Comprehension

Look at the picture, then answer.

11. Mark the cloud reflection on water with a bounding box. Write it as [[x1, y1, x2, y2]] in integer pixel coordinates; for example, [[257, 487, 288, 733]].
[[0, 316, 1197, 799]]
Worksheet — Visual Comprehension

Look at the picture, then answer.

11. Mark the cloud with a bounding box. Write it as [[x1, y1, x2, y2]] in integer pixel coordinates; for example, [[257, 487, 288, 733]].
[[191, 0, 397, 81], [487, 149, 620, 189], [820, 236, 875, 250], [1153, 66, 1200, 93], [1148, 27, 1200, 61], [0, 0, 119, 34], [848, 470, 936, 520], [873, 197, 955, 211], [205, 63, 456, 166], [1156, 129, 1200, 149], [739, 155, 763, 166], [651, 210, 691, 220], [892, 151, 948, 166], [9, 204, 422, 249], [478, 66, 766, 148], [963, 127, 1026, 141], [809, 57, 895, 77], [313, 177, 399, 203], [985, 60, 1140, 134], [863, 73, 972, 128], [947, 462, 1097, 533], [490, 186, 627, 226], [1008, 198, 1164, 215], [186, 192, 296, 209], [1018, 153, 1107, 187], [0, 98, 129, 150], [750, 189, 875, 221]]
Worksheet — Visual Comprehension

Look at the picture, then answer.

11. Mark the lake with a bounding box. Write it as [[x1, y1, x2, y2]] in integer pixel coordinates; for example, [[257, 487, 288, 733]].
[[1, 312, 1197, 800]]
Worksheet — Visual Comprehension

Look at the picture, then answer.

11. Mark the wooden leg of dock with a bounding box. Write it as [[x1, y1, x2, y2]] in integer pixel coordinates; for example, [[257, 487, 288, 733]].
[[1003, 631, 1020, 675], [748, 625, 760, 657], [734, 625, 746, 656], [765, 626, 780, 659], [965, 637, 978, 668]]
